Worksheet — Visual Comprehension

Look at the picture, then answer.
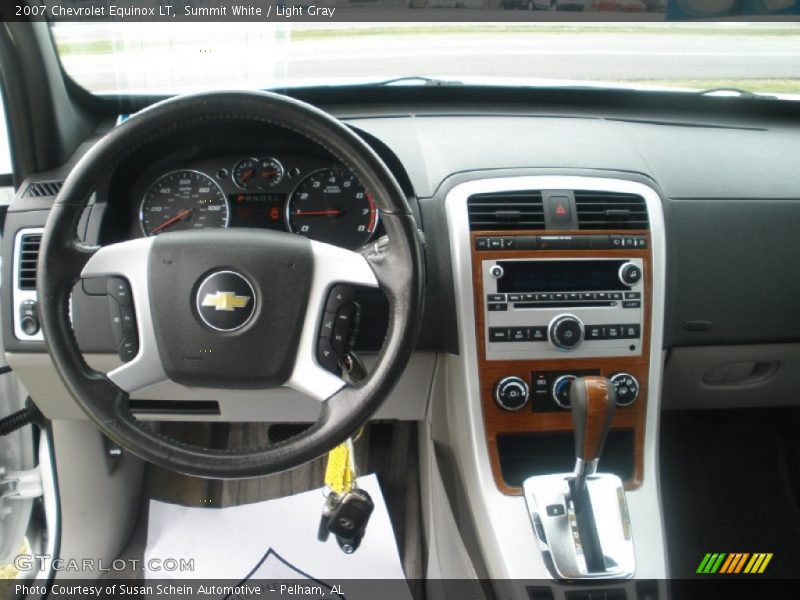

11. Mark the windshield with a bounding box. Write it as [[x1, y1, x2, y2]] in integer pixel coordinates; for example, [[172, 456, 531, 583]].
[[52, 22, 800, 97]]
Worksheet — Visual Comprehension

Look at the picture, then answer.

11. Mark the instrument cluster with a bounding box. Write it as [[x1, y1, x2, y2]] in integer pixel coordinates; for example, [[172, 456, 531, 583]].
[[135, 153, 380, 250]]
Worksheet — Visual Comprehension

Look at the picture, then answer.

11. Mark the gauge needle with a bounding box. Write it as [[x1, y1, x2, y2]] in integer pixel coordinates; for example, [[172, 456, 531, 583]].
[[240, 169, 254, 183], [150, 208, 192, 234], [293, 209, 342, 217]]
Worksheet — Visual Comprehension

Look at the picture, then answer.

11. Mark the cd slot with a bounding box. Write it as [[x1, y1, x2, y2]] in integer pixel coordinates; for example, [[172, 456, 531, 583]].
[[514, 301, 616, 309]]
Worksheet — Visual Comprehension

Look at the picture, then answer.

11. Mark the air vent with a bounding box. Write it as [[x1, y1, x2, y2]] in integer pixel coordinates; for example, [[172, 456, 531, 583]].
[[17, 233, 41, 290], [575, 191, 649, 230], [23, 180, 63, 198], [467, 191, 545, 231]]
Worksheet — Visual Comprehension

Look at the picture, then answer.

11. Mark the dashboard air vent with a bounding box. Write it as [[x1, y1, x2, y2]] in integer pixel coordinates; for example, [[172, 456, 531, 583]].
[[23, 180, 63, 198], [467, 191, 545, 231], [574, 191, 649, 230], [17, 233, 42, 290]]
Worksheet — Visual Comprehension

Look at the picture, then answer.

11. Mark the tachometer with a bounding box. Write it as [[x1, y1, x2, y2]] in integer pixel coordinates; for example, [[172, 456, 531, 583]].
[[140, 170, 229, 237], [286, 167, 378, 249]]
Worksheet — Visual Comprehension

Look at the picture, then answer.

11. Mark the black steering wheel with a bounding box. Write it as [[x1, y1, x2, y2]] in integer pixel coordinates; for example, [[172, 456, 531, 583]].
[[37, 91, 424, 478]]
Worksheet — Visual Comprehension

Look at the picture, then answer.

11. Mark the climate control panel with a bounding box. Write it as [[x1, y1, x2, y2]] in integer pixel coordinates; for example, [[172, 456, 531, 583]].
[[492, 370, 640, 412]]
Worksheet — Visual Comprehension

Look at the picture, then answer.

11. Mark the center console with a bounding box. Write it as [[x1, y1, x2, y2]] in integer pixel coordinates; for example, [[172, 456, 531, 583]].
[[443, 175, 668, 590], [473, 234, 651, 494]]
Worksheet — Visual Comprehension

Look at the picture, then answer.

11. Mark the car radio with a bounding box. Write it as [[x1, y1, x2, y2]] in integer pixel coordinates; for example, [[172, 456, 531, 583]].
[[482, 258, 644, 360]]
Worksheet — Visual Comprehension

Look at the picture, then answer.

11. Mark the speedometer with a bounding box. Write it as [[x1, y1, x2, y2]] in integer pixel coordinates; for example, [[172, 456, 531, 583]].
[[140, 170, 229, 237], [286, 167, 378, 249]]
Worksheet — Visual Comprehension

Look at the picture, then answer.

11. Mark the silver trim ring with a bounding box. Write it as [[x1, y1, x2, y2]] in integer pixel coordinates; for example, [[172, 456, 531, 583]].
[[610, 372, 640, 407], [551, 374, 578, 410], [548, 313, 585, 351], [139, 169, 230, 238]]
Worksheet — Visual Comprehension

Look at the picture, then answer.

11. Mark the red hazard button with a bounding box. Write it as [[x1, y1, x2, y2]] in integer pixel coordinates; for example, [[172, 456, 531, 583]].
[[547, 195, 572, 224]]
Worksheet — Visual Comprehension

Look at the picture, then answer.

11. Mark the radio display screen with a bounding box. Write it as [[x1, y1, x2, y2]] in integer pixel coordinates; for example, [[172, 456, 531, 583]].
[[496, 260, 629, 293]]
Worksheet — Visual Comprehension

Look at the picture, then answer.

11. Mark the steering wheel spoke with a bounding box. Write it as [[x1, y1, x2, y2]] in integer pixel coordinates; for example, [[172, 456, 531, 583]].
[[80, 237, 169, 393], [285, 240, 379, 401]]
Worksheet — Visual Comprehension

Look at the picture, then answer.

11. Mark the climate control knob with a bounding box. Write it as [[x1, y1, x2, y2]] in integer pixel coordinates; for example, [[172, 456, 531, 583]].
[[610, 372, 640, 407], [549, 314, 584, 351], [619, 262, 642, 286], [551, 374, 577, 409], [493, 376, 529, 411]]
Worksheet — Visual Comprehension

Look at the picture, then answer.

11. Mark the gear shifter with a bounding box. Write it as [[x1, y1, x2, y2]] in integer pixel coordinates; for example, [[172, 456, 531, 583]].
[[567, 376, 617, 572], [522, 373, 634, 579], [570, 376, 616, 493]]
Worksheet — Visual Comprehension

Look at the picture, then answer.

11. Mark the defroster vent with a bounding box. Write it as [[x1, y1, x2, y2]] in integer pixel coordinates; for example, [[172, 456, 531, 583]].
[[467, 191, 545, 231], [23, 181, 63, 198]]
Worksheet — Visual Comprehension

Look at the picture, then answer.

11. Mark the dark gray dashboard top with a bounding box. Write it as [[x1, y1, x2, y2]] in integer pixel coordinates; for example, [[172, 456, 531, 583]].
[[347, 113, 800, 200]]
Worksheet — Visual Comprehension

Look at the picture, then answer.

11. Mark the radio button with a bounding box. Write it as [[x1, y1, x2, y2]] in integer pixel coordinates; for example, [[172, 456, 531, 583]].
[[587, 326, 604, 340], [621, 324, 641, 338], [488, 302, 508, 311], [523, 293, 537, 302], [487, 294, 505, 302], [508, 294, 523, 302], [624, 292, 641, 299], [554, 293, 566, 301], [549, 314, 584, 351], [607, 326, 621, 338], [610, 292, 623, 300], [580, 292, 596, 301], [489, 265, 504, 278], [489, 327, 511, 342], [510, 327, 529, 342], [619, 262, 643, 286], [623, 301, 641, 309]]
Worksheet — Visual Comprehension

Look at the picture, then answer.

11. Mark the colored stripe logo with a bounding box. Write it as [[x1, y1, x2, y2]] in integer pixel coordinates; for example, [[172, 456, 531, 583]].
[[697, 553, 773, 574]]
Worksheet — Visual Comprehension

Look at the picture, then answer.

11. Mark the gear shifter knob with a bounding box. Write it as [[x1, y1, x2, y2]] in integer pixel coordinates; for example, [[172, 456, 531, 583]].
[[570, 376, 616, 490]]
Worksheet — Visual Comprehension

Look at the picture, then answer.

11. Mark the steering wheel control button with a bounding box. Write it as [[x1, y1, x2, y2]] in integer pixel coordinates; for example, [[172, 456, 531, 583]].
[[493, 376, 530, 411], [610, 373, 640, 407], [619, 262, 642, 286], [195, 270, 256, 332], [325, 284, 356, 313], [549, 314, 584, 351], [552, 374, 578, 410], [319, 282, 362, 371], [107, 277, 133, 306]]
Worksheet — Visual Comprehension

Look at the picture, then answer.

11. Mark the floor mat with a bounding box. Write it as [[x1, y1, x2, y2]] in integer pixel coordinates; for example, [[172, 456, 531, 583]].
[[145, 473, 411, 598], [105, 422, 423, 588], [660, 410, 800, 580]]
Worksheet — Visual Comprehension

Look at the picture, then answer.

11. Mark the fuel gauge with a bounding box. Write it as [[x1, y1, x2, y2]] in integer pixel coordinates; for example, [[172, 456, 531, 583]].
[[232, 157, 284, 190]]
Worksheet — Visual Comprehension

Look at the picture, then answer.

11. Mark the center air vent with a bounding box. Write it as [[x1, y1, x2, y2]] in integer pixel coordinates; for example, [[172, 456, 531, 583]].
[[467, 191, 545, 231], [23, 180, 63, 198], [17, 233, 42, 290], [574, 191, 649, 230]]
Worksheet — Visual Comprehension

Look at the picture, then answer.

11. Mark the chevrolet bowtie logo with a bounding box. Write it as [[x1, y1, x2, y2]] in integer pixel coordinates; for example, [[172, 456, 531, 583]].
[[201, 291, 251, 312]]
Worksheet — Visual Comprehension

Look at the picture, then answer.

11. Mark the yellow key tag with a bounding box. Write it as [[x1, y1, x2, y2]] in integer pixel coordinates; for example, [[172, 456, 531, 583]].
[[324, 442, 353, 496]]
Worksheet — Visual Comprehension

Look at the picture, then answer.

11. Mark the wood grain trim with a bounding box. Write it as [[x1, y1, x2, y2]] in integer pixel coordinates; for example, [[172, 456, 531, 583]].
[[471, 230, 652, 496], [572, 376, 616, 463]]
